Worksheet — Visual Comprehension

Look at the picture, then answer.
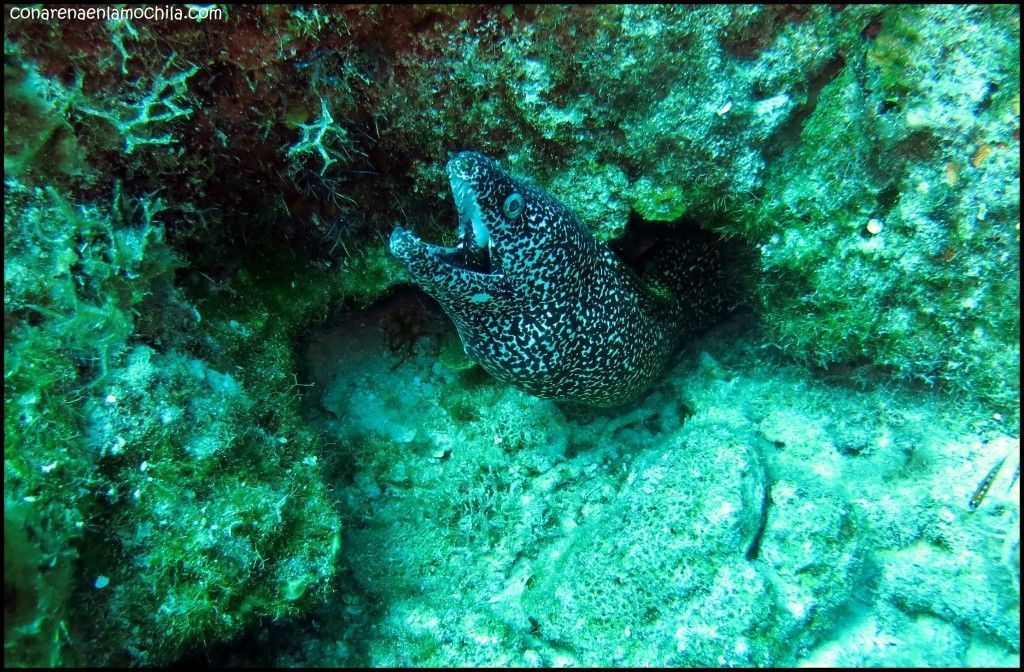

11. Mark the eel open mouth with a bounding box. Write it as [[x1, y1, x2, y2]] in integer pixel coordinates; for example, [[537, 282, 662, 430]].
[[443, 170, 494, 274], [389, 154, 501, 276]]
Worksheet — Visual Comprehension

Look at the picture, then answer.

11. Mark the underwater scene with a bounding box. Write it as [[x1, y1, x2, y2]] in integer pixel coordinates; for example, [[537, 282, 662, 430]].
[[3, 4, 1020, 668]]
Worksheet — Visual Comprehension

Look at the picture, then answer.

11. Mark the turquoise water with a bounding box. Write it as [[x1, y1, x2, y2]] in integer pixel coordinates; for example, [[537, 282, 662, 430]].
[[4, 5, 1019, 667]]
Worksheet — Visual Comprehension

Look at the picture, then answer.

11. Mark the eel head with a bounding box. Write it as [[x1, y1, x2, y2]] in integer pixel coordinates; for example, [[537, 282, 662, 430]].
[[390, 151, 546, 310]]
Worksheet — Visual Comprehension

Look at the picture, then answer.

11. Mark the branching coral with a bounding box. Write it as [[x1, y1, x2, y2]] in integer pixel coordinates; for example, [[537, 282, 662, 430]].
[[78, 54, 198, 154]]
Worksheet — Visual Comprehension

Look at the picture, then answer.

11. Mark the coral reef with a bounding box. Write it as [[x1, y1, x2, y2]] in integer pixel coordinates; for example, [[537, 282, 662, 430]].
[[78, 346, 339, 663], [4, 181, 183, 665], [518, 415, 774, 666], [7, 4, 1017, 405], [746, 5, 1020, 409], [3, 4, 1018, 667], [272, 302, 1014, 667]]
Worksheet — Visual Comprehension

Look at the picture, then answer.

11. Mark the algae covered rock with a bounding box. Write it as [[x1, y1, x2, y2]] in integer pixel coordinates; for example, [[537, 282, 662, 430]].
[[515, 409, 865, 666], [3, 180, 183, 667], [79, 346, 341, 665], [520, 414, 772, 666], [742, 4, 1020, 412], [880, 541, 1020, 652], [759, 479, 864, 652]]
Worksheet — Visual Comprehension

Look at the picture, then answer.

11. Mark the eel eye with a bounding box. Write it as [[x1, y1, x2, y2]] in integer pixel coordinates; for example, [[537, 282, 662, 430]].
[[502, 193, 525, 219]]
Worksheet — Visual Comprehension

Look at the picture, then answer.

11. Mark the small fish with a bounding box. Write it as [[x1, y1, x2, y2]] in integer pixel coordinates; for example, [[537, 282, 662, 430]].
[[968, 455, 1008, 512]]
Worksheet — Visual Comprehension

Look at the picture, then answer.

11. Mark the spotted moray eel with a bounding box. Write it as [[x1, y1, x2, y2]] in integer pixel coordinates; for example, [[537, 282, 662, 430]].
[[390, 151, 720, 406]]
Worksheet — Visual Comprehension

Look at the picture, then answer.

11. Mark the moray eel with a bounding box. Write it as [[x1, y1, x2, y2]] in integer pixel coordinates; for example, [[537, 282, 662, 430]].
[[389, 151, 721, 406]]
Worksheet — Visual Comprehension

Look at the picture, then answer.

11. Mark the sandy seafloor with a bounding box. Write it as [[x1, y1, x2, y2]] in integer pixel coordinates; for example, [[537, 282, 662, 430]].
[[201, 290, 1022, 668]]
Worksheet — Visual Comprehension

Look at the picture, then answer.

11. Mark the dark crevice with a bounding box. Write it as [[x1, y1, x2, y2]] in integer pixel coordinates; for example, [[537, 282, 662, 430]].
[[974, 81, 997, 114], [746, 480, 772, 561], [761, 54, 846, 162], [876, 183, 900, 211]]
